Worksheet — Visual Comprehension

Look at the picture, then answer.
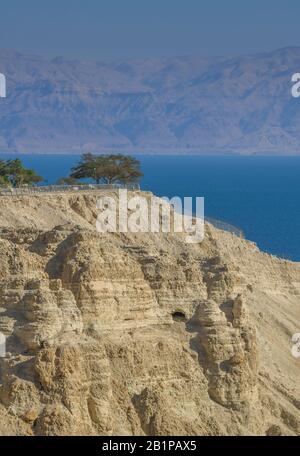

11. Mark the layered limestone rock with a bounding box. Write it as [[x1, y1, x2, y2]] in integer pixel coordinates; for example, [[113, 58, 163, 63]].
[[0, 191, 299, 435]]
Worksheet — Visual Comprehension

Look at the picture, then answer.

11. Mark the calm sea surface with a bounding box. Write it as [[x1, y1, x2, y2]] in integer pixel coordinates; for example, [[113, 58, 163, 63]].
[[1, 154, 300, 261]]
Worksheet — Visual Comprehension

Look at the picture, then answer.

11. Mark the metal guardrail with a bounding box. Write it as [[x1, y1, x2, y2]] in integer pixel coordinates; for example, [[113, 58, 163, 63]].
[[0, 183, 140, 196], [206, 216, 244, 238]]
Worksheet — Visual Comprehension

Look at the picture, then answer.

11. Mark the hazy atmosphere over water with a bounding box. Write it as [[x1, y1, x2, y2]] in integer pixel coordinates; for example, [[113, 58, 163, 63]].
[[1, 0, 300, 59], [2, 1, 300, 154]]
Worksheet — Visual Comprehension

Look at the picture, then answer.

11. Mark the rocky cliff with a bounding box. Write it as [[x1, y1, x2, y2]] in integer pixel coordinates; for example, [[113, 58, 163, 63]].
[[0, 190, 299, 435]]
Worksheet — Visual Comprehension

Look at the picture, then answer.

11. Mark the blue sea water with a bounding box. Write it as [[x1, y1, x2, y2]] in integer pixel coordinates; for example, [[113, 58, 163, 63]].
[[1, 154, 300, 262]]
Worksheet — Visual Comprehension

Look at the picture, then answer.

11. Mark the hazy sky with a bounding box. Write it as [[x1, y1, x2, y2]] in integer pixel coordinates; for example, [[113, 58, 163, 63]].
[[1, 0, 300, 60]]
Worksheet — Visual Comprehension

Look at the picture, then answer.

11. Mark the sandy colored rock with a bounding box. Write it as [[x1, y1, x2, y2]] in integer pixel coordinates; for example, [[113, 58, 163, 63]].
[[0, 190, 299, 435]]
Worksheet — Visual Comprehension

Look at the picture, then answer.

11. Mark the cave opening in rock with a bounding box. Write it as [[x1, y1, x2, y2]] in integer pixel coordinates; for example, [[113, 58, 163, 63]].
[[172, 311, 187, 322]]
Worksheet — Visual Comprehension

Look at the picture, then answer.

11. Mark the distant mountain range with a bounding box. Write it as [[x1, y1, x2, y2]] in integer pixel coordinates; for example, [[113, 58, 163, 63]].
[[0, 47, 300, 154]]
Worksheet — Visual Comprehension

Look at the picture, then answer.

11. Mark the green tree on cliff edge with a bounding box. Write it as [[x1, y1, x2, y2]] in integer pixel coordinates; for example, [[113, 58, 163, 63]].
[[0, 160, 9, 186], [70, 153, 143, 185], [0, 159, 43, 187]]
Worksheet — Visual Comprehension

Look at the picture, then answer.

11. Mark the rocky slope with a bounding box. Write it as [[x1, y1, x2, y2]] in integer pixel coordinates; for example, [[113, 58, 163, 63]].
[[0, 190, 299, 435], [1, 47, 300, 154]]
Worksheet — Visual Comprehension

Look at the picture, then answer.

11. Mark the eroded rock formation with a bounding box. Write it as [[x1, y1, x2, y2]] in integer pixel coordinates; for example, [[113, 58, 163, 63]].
[[0, 191, 299, 435]]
